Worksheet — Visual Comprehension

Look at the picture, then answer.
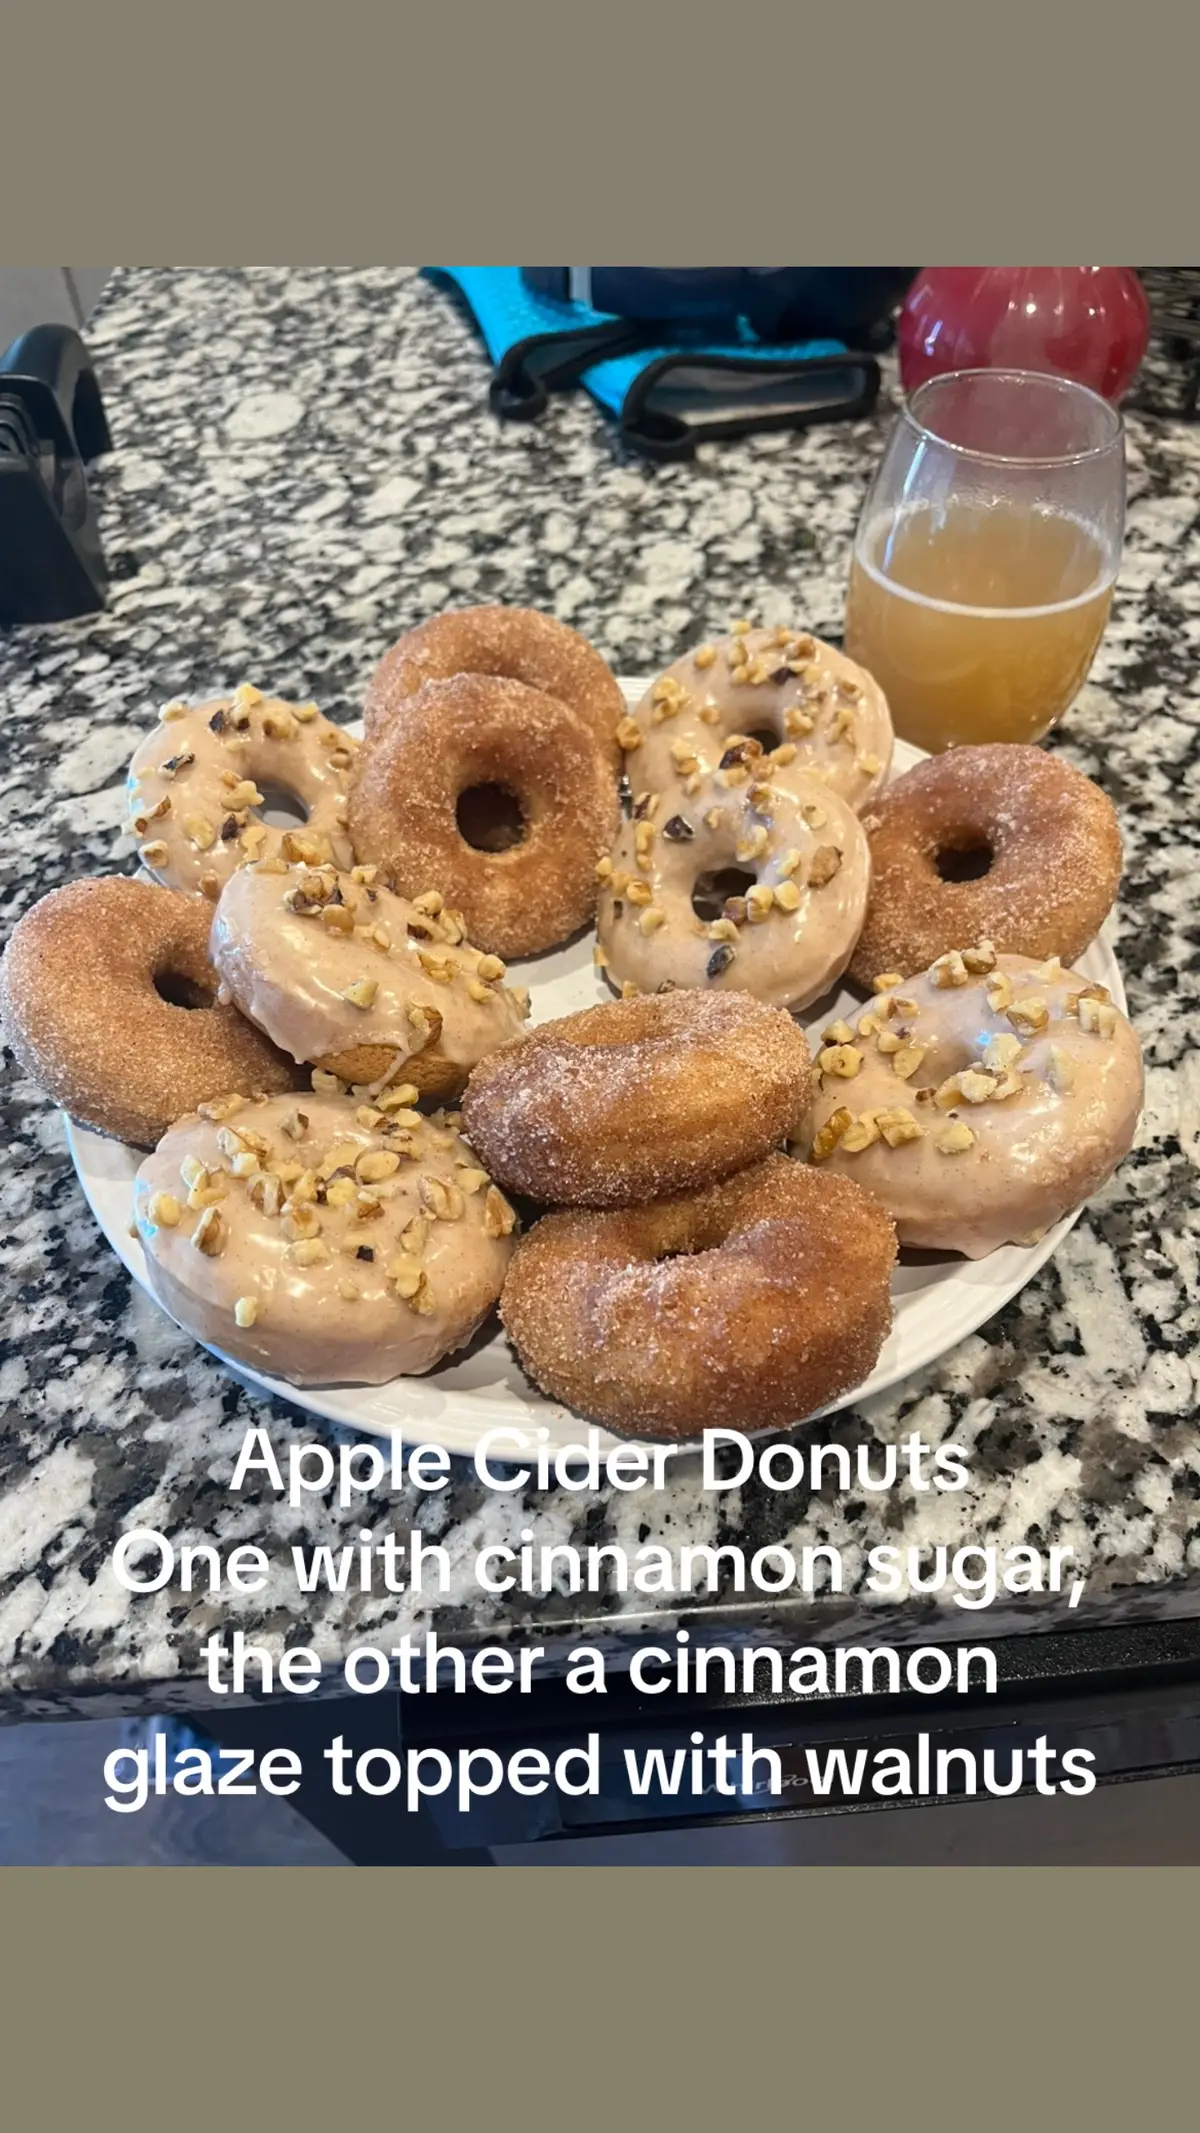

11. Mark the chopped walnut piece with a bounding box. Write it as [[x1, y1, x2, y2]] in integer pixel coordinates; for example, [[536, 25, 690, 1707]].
[[808, 845, 842, 888], [936, 1122, 976, 1155], [184, 812, 216, 851], [192, 1207, 225, 1255], [958, 1068, 1001, 1104], [234, 1296, 259, 1328], [248, 1171, 285, 1217], [357, 1150, 400, 1184], [872, 971, 904, 993], [985, 973, 1014, 1014], [982, 1033, 1024, 1073], [1008, 995, 1050, 1037], [484, 1186, 516, 1238], [1077, 994, 1118, 1037], [147, 1192, 182, 1228], [841, 1113, 881, 1153], [876, 1107, 923, 1147], [930, 950, 970, 989], [812, 1107, 854, 1160], [962, 941, 998, 975], [891, 1043, 926, 1081], [818, 1043, 863, 1079]]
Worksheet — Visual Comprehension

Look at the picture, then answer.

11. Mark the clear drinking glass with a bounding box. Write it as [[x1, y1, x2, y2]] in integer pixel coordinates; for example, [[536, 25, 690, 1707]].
[[843, 368, 1125, 752]]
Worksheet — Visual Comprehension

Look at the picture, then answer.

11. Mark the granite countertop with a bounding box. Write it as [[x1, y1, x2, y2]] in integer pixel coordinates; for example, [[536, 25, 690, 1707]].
[[2, 267, 1198, 1720]]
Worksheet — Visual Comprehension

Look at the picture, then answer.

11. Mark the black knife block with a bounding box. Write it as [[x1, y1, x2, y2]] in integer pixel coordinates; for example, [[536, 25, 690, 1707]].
[[0, 323, 112, 626]]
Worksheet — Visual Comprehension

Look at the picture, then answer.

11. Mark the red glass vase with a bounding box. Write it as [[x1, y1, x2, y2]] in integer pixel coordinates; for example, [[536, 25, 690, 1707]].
[[898, 268, 1150, 404]]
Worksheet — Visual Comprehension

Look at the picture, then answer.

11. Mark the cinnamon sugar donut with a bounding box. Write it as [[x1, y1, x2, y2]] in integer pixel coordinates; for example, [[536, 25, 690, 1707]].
[[802, 947, 1143, 1257], [349, 674, 619, 959], [211, 859, 529, 1100], [500, 1154, 897, 1438], [850, 744, 1122, 985], [364, 604, 624, 765], [462, 990, 812, 1207], [125, 684, 358, 902], [135, 1091, 517, 1385], [620, 626, 893, 811], [0, 877, 298, 1148]]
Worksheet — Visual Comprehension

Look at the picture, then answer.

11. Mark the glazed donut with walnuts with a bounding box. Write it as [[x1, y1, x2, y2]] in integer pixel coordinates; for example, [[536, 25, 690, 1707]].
[[617, 626, 893, 813], [596, 754, 869, 1012], [363, 603, 625, 765], [500, 1153, 897, 1439], [211, 859, 529, 1099], [135, 1090, 518, 1385], [348, 673, 619, 959], [462, 989, 812, 1207], [125, 684, 358, 902], [850, 743, 1122, 985], [0, 876, 298, 1148], [801, 944, 1143, 1257]]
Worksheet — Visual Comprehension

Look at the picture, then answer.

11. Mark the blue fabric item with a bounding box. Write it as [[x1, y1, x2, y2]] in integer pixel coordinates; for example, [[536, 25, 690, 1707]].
[[432, 265, 618, 354], [429, 266, 850, 415]]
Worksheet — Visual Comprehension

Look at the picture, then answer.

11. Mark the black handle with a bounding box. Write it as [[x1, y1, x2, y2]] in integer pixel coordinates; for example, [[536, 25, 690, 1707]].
[[0, 324, 111, 625]]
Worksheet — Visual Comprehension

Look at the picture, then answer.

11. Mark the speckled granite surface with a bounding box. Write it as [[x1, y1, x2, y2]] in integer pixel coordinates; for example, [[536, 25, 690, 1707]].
[[1, 267, 1198, 1719]]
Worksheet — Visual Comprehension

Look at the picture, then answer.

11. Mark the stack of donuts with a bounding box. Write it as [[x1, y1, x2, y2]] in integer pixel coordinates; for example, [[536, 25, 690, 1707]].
[[0, 602, 1144, 1442]]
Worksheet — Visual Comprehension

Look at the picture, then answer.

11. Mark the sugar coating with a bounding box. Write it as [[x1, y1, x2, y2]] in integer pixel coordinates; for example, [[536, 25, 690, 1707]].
[[500, 1153, 897, 1439], [349, 673, 619, 961], [0, 876, 298, 1148], [462, 989, 813, 1207], [851, 743, 1122, 984], [363, 603, 625, 766]]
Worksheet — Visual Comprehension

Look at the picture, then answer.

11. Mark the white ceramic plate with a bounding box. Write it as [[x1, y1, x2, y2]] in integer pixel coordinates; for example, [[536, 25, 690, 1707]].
[[66, 689, 1126, 1455]]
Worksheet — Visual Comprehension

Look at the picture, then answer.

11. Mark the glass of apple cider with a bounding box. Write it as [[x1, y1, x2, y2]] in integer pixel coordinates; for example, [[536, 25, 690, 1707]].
[[844, 368, 1124, 751]]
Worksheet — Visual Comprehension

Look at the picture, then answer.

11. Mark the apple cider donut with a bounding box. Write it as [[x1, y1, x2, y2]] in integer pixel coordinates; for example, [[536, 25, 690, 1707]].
[[596, 760, 869, 1012], [800, 946, 1143, 1257], [850, 743, 1122, 984], [211, 860, 530, 1101], [125, 684, 358, 902], [135, 1090, 518, 1385], [349, 674, 620, 960], [619, 626, 893, 812], [462, 990, 812, 1207], [363, 604, 625, 765], [500, 1154, 897, 1438], [0, 876, 298, 1148]]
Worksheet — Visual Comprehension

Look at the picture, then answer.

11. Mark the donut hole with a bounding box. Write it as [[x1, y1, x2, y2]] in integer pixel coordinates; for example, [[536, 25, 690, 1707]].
[[154, 970, 216, 1011], [456, 783, 526, 853], [935, 839, 994, 883], [254, 781, 310, 830], [747, 727, 782, 753], [692, 867, 757, 923]]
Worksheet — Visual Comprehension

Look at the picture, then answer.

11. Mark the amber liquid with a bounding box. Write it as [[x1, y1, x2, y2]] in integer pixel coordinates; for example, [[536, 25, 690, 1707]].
[[844, 499, 1115, 751]]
